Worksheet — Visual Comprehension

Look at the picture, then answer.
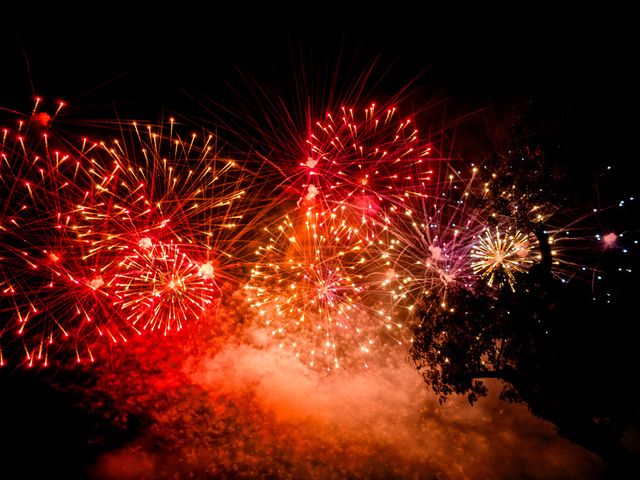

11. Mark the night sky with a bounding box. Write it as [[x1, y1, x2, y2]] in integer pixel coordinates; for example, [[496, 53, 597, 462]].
[[1, 8, 639, 479]]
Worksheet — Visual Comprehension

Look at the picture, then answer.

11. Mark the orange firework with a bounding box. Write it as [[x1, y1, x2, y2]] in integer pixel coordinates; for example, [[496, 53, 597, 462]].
[[245, 204, 404, 371]]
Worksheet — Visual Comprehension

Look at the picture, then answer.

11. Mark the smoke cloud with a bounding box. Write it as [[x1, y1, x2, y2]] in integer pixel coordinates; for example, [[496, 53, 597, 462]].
[[90, 322, 603, 479]]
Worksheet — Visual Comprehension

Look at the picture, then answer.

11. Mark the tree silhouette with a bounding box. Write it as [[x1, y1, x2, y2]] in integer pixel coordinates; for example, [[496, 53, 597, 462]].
[[411, 101, 639, 470]]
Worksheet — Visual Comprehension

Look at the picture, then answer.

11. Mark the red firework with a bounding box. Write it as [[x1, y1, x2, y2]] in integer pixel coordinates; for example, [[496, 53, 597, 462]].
[[1, 101, 254, 367], [302, 104, 432, 208], [112, 240, 220, 334], [1, 101, 131, 366]]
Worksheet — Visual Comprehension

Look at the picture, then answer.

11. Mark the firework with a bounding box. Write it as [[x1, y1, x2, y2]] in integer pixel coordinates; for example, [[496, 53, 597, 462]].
[[0, 101, 130, 366], [470, 227, 533, 291], [74, 120, 250, 266], [366, 162, 487, 316], [245, 205, 403, 370], [112, 241, 220, 334], [540, 207, 637, 288], [72, 118, 259, 328], [305, 104, 431, 206], [1, 102, 256, 366], [275, 104, 434, 215]]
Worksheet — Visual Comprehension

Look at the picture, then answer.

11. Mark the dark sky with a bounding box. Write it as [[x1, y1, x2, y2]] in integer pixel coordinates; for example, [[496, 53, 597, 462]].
[[1, 9, 636, 116], [2, 9, 637, 188]]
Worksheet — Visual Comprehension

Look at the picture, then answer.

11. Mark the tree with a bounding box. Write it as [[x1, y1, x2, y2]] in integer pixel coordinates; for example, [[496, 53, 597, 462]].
[[411, 101, 640, 470]]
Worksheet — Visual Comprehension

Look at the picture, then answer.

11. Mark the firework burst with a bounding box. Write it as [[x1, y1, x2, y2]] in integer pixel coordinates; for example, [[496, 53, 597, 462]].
[[299, 104, 433, 212], [112, 240, 220, 334], [0, 101, 131, 366], [74, 119, 250, 271], [470, 227, 533, 291], [71, 119, 258, 331], [1, 102, 256, 366], [369, 163, 489, 316], [245, 205, 403, 371]]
